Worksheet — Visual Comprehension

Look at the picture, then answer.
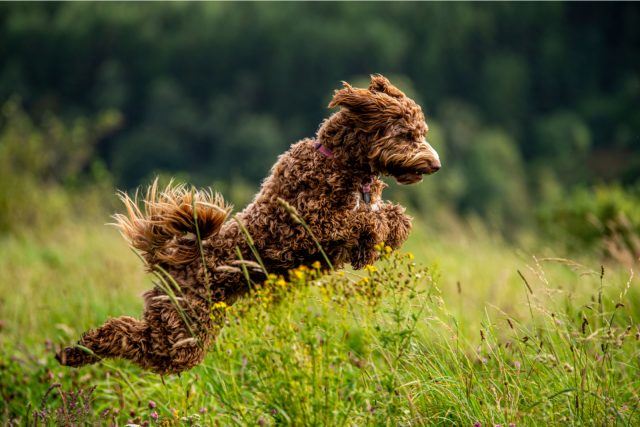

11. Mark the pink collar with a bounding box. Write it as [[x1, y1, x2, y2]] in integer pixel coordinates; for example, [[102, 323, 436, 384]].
[[314, 142, 335, 159], [361, 180, 372, 204]]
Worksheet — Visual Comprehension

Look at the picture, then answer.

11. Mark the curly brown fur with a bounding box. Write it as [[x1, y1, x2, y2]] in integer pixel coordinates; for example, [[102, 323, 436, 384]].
[[57, 74, 441, 374]]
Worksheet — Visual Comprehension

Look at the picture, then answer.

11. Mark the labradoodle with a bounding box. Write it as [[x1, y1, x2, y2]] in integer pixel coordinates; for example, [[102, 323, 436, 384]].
[[56, 74, 441, 374]]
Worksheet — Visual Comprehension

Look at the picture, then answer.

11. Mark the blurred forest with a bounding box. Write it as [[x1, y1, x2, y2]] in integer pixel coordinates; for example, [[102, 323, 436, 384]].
[[1, 2, 639, 257]]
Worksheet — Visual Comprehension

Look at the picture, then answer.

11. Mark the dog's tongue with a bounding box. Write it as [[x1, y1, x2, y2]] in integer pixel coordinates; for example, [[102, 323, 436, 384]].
[[395, 172, 423, 185]]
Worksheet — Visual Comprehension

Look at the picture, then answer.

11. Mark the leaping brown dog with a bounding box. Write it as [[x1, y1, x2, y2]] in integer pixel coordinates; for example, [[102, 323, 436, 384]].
[[57, 75, 441, 374]]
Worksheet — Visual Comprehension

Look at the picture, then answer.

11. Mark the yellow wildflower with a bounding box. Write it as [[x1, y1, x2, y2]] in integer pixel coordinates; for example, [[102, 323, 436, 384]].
[[364, 265, 377, 273], [212, 301, 228, 310], [312, 261, 321, 269]]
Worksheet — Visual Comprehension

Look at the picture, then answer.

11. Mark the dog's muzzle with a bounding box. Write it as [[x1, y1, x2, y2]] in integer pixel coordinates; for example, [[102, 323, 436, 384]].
[[420, 141, 441, 173], [391, 141, 441, 185]]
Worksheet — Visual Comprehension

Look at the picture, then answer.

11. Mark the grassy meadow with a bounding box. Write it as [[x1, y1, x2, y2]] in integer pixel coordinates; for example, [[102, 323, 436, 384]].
[[0, 205, 638, 426]]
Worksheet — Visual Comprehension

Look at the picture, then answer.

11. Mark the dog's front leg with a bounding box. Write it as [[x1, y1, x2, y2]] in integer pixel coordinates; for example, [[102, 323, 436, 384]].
[[350, 202, 412, 269], [307, 208, 385, 270], [348, 209, 392, 270], [378, 202, 412, 250]]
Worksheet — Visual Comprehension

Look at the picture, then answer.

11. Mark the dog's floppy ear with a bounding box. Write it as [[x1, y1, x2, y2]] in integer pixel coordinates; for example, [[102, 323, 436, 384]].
[[328, 82, 373, 111], [328, 75, 406, 113], [329, 80, 402, 117], [368, 74, 405, 98]]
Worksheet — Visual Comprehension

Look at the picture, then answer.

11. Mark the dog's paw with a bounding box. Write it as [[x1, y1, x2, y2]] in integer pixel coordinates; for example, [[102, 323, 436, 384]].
[[56, 345, 100, 367], [382, 204, 412, 249], [350, 236, 379, 270]]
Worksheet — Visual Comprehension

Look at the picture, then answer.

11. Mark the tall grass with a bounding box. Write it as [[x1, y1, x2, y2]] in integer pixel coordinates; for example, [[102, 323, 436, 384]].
[[0, 216, 638, 426]]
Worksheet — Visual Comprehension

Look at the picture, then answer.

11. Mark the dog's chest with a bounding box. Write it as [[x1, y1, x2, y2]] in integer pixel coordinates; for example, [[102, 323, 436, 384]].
[[351, 182, 383, 212]]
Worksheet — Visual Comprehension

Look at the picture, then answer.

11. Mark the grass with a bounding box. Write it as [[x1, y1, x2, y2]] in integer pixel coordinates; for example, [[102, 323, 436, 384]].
[[0, 213, 639, 426]]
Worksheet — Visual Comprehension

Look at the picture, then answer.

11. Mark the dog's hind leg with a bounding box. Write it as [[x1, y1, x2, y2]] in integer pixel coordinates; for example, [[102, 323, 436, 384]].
[[56, 315, 150, 369], [57, 289, 216, 374]]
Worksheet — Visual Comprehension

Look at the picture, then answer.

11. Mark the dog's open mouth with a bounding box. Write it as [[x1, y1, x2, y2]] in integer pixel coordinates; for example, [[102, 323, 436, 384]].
[[394, 171, 424, 185], [389, 164, 439, 185]]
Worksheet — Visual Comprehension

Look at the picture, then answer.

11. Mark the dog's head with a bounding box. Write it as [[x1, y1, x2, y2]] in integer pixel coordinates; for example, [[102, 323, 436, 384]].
[[328, 75, 440, 184]]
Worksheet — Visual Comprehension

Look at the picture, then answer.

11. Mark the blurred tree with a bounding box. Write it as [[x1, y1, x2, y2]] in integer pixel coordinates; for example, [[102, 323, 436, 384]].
[[534, 111, 592, 186], [480, 52, 530, 135], [0, 98, 121, 234], [463, 129, 529, 228]]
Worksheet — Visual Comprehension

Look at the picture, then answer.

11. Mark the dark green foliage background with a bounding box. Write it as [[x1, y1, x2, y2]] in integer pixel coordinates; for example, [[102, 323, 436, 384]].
[[1, 2, 639, 237]]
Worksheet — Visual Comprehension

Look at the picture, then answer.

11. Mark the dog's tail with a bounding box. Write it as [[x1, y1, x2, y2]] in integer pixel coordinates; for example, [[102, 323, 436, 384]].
[[113, 179, 231, 268]]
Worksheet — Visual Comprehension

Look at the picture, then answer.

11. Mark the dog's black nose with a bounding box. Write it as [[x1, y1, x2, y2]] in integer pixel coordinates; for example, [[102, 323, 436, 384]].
[[429, 159, 441, 173]]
